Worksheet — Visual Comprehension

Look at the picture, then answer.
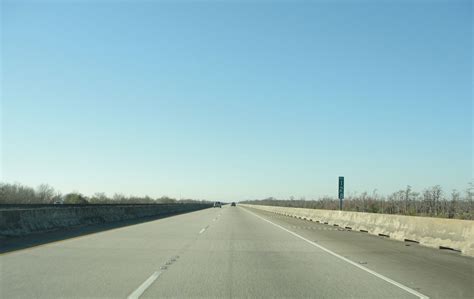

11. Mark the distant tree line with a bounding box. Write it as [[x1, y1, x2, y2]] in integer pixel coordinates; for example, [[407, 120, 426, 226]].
[[241, 184, 473, 220], [0, 182, 210, 205]]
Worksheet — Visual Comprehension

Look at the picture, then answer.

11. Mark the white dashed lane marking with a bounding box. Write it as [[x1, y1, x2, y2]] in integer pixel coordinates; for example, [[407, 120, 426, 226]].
[[128, 210, 226, 298], [199, 225, 210, 234], [127, 271, 162, 299]]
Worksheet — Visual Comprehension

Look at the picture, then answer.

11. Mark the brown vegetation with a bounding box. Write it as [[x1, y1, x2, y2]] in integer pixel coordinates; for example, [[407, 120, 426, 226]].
[[0, 182, 209, 205], [242, 184, 473, 220]]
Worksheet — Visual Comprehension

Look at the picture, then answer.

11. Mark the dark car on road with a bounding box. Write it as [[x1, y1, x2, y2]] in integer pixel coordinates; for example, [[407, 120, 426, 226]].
[[231, 202, 236, 206]]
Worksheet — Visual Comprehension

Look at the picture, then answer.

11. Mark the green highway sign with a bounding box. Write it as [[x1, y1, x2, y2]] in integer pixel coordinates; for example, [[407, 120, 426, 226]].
[[338, 176, 344, 210], [338, 176, 344, 199]]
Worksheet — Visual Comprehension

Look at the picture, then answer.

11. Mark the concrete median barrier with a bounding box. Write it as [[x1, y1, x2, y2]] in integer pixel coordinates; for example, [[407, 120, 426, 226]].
[[0, 204, 212, 237], [241, 204, 474, 257]]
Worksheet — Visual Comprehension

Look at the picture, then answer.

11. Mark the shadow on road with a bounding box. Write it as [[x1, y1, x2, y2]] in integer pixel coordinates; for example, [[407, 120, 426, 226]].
[[0, 212, 188, 254]]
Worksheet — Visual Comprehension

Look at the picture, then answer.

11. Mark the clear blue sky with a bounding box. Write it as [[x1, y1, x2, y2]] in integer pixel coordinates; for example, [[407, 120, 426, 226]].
[[1, 0, 472, 201]]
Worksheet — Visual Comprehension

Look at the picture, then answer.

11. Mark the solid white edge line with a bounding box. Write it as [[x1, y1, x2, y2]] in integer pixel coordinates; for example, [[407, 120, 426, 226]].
[[242, 208, 429, 299], [127, 271, 162, 299]]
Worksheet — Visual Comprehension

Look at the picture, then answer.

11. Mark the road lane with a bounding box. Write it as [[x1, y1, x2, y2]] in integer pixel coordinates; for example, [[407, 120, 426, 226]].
[[244, 206, 474, 299], [0, 207, 222, 298]]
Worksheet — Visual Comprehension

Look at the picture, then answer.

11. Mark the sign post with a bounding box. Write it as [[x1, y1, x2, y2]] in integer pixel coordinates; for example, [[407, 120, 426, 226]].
[[338, 176, 344, 210]]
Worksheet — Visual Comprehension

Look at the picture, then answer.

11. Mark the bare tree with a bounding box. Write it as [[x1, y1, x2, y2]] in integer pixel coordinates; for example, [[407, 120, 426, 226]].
[[0, 183, 37, 203], [431, 185, 442, 216], [36, 184, 55, 203], [448, 190, 460, 218]]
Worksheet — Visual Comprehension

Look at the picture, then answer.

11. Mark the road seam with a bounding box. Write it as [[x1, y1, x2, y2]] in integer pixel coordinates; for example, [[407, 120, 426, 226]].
[[243, 207, 429, 299], [127, 271, 162, 299]]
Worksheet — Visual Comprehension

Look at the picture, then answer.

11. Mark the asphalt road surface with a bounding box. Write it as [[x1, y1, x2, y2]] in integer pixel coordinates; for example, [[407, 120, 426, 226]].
[[1, 205, 473, 298]]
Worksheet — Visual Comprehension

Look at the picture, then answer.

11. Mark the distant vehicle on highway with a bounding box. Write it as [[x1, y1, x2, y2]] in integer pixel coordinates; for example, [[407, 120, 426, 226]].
[[231, 202, 236, 206], [213, 201, 222, 208]]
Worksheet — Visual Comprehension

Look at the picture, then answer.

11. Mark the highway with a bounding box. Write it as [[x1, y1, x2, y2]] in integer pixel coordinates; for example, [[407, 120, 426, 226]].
[[1, 205, 472, 298]]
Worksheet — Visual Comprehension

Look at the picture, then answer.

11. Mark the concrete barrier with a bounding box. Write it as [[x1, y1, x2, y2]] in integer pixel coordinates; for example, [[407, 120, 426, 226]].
[[241, 204, 474, 257], [0, 204, 212, 237]]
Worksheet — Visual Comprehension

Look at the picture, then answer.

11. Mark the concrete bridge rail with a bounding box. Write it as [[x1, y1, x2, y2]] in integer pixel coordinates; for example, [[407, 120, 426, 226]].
[[241, 204, 474, 257], [0, 203, 212, 237]]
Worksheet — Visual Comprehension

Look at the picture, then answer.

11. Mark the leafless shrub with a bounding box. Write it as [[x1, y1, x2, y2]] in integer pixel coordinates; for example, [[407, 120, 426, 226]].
[[0, 182, 209, 205], [243, 184, 473, 220]]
